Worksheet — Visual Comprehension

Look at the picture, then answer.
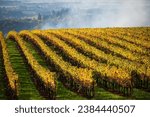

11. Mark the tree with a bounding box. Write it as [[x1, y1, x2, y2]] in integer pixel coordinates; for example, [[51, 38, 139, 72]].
[[38, 13, 42, 20]]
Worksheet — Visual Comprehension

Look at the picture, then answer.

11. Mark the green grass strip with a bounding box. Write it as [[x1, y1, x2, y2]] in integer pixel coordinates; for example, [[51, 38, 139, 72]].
[[6, 39, 44, 100]]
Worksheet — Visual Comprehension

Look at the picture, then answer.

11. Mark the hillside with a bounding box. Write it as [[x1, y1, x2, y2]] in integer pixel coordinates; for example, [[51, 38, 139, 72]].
[[0, 19, 40, 35], [0, 27, 150, 100]]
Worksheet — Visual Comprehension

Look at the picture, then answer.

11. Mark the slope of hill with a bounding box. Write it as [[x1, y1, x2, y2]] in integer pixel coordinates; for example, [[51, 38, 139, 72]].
[[0, 27, 150, 100]]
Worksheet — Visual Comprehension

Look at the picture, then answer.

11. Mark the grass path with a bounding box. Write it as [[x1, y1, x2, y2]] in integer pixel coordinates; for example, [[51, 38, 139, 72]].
[[6, 39, 44, 100]]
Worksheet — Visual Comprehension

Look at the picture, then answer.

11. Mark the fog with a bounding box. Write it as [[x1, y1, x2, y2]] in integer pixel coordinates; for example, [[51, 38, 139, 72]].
[[4, 0, 150, 28], [40, 0, 150, 29]]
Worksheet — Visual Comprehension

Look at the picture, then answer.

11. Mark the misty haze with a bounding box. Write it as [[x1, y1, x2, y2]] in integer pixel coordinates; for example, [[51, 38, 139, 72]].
[[0, 0, 150, 33]]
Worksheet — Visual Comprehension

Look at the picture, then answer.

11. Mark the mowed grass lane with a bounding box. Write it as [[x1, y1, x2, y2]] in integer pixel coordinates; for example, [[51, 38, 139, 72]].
[[6, 39, 44, 99]]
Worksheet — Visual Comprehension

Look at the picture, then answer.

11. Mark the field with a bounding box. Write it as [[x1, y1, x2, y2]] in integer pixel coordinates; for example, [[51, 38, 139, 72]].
[[0, 27, 150, 100]]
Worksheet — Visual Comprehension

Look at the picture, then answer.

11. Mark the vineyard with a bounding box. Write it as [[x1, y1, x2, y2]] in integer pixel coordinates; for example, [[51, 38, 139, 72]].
[[0, 27, 150, 100]]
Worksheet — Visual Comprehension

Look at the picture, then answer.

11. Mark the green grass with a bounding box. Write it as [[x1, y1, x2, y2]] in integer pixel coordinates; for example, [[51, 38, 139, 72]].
[[131, 89, 150, 100], [93, 87, 125, 100], [6, 39, 44, 100], [93, 87, 150, 100]]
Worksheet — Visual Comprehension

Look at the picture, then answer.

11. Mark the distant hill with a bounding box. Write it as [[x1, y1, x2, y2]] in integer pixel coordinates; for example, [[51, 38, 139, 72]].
[[0, 19, 40, 35]]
